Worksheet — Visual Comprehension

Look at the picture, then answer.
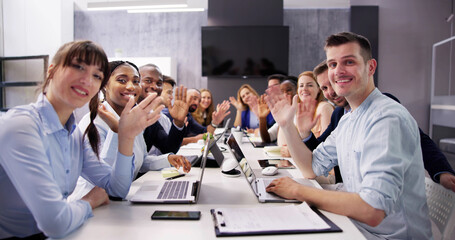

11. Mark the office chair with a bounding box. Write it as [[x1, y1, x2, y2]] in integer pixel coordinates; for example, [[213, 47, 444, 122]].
[[425, 177, 455, 240]]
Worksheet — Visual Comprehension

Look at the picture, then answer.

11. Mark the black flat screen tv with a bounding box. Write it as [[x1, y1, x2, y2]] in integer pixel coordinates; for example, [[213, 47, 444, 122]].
[[202, 26, 289, 77]]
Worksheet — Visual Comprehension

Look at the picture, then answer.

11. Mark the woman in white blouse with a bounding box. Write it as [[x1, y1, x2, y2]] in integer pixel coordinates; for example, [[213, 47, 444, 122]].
[[70, 61, 191, 200]]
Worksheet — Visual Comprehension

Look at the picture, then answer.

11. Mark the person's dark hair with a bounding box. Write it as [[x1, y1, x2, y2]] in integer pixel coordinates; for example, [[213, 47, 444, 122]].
[[281, 79, 297, 89], [283, 75, 298, 85], [267, 74, 286, 84], [102, 60, 140, 98], [139, 63, 163, 80], [163, 75, 176, 87], [324, 32, 372, 63], [313, 60, 328, 79], [43, 40, 110, 159], [109, 61, 139, 75]]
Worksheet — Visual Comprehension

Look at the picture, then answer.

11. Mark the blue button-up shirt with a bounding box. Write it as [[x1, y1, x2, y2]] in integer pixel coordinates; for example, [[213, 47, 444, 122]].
[[312, 89, 432, 239], [0, 94, 135, 238]]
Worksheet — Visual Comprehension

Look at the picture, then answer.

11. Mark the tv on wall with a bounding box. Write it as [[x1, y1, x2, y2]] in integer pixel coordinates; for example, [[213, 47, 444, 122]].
[[202, 26, 289, 77]]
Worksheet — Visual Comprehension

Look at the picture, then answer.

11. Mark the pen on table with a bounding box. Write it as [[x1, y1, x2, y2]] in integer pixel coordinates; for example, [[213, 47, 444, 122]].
[[166, 173, 185, 180]]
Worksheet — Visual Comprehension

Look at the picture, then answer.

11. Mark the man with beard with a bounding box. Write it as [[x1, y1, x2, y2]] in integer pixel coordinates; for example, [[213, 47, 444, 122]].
[[164, 88, 231, 145], [265, 32, 432, 239], [300, 60, 455, 191]]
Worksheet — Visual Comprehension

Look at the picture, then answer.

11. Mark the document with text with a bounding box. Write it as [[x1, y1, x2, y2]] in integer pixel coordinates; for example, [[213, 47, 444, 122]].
[[211, 202, 341, 236]]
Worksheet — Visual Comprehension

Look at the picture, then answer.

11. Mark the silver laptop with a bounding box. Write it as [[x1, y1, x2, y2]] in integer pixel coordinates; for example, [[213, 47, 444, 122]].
[[129, 140, 210, 203], [226, 134, 315, 203]]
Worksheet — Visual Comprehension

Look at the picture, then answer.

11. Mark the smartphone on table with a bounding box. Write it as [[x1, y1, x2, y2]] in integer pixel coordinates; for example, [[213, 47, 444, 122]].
[[151, 210, 201, 220]]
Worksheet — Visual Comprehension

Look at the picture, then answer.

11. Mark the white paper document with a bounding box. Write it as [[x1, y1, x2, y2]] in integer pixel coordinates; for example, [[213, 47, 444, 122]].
[[213, 202, 330, 233]]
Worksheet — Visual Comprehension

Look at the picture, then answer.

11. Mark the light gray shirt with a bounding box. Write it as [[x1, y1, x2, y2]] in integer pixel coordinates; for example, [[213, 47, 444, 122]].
[[312, 88, 432, 239], [0, 94, 134, 238]]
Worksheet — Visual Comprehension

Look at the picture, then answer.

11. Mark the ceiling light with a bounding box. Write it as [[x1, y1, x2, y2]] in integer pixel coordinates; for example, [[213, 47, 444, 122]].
[[128, 8, 205, 13], [87, 0, 187, 11]]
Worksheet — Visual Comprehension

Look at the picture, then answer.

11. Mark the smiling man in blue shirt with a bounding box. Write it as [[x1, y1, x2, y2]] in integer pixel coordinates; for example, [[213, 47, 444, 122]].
[[305, 59, 455, 190], [265, 32, 432, 239]]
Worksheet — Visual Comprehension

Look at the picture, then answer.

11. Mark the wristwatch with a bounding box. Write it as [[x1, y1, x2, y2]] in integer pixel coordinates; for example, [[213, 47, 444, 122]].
[[211, 122, 219, 128]]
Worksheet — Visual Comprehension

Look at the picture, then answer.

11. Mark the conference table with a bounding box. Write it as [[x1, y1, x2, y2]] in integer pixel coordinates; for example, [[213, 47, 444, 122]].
[[64, 134, 366, 240]]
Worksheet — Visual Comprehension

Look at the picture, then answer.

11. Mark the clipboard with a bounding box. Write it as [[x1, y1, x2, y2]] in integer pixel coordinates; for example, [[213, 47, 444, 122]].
[[210, 204, 342, 237]]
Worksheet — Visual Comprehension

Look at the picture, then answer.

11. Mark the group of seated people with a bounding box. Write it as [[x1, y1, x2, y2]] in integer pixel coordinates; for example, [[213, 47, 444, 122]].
[[1, 32, 455, 239]]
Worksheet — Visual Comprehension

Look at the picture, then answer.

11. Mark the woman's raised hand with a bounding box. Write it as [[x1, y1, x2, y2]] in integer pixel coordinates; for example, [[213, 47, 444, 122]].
[[229, 96, 243, 110], [118, 93, 164, 142], [264, 85, 296, 128]]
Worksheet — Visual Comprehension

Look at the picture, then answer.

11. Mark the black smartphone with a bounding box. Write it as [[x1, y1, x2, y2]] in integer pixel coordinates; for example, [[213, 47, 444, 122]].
[[258, 159, 296, 169], [151, 210, 201, 220]]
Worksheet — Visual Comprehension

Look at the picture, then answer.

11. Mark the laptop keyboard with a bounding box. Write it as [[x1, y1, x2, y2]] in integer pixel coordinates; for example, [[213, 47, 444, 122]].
[[157, 181, 189, 199]]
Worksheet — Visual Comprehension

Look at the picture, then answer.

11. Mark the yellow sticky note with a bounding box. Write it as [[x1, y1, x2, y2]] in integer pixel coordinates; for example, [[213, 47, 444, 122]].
[[161, 169, 179, 178]]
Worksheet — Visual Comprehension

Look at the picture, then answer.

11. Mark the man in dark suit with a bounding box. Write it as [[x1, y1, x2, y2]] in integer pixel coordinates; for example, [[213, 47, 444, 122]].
[[303, 60, 455, 191], [140, 64, 186, 154]]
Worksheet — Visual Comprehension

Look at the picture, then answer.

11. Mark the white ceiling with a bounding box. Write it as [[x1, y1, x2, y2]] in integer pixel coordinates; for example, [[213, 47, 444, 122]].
[[78, 0, 350, 10]]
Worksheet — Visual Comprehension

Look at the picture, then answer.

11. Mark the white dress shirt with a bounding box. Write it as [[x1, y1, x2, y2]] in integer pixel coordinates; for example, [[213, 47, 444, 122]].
[[70, 101, 171, 201]]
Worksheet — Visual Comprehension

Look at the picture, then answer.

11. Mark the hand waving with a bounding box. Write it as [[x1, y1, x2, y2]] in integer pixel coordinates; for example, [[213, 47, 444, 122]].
[[264, 85, 296, 128], [168, 85, 188, 127], [295, 98, 320, 139], [118, 93, 164, 140], [212, 100, 231, 125], [257, 94, 270, 118], [229, 96, 244, 111]]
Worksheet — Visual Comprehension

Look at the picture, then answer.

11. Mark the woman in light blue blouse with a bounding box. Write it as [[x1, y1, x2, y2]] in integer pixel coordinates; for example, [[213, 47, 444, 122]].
[[0, 40, 163, 239]]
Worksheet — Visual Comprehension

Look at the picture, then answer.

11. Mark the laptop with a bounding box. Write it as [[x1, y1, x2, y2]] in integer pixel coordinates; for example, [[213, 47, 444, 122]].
[[226, 134, 315, 203], [189, 118, 231, 167], [129, 140, 210, 203]]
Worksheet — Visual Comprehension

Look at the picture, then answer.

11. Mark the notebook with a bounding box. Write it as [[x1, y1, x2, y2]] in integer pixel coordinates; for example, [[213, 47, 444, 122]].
[[226, 134, 315, 203], [129, 140, 210, 203]]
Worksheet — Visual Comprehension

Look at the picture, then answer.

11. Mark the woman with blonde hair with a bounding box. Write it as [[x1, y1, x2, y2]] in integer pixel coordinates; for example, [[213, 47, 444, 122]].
[[192, 88, 214, 126], [297, 71, 333, 138], [230, 84, 274, 132]]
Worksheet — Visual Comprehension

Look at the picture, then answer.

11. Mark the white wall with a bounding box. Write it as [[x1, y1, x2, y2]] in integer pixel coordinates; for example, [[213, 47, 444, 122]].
[[0, 0, 3, 56], [2, 0, 74, 108], [351, 0, 454, 133], [3, 0, 73, 59]]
